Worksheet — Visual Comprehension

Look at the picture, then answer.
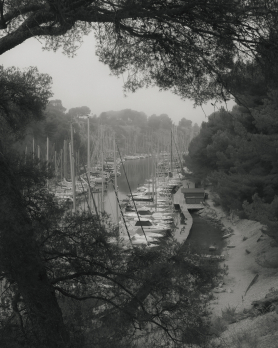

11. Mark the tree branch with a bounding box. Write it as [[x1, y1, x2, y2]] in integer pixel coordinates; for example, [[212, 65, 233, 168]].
[[3, 3, 46, 24]]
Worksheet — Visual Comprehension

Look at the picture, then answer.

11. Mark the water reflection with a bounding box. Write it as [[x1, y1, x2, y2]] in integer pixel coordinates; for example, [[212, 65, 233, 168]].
[[185, 212, 226, 255], [117, 157, 153, 194]]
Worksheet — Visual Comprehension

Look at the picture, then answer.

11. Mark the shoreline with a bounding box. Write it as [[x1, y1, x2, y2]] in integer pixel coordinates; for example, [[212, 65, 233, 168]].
[[199, 198, 278, 317]]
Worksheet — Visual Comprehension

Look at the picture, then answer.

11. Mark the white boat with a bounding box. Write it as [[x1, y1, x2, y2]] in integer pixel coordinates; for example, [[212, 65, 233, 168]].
[[153, 217, 173, 223], [141, 231, 164, 238], [125, 155, 137, 160], [124, 211, 173, 224], [127, 219, 170, 234], [151, 207, 173, 212], [124, 212, 152, 219], [109, 171, 121, 177], [119, 225, 164, 246], [200, 254, 225, 261], [136, 206, 154, 215], [125, 203, 171, 213], [131, 233, 159, 243], [132, 195, 153, 202], [118, 232, 159, 247], [151, 212, 173, 218], [54, 193, 73, 202], [156, 198, 171, 204], [93, 177, 105, 184]]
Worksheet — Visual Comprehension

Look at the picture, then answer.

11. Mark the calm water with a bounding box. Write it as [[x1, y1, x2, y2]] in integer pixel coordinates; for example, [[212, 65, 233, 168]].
[[185, 211, 226, 255], [79, 159, 225, 254]]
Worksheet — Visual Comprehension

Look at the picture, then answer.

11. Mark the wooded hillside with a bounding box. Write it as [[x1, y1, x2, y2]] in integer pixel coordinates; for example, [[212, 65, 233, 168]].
[[16, 100, 199, 164], [185, 59, 278, 242]]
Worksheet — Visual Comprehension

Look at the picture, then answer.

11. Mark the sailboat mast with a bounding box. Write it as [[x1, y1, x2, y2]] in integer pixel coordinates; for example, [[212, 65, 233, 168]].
[[114, 134, 119, 224], [170, 128, 173, 174], [69, 143, 74, 207], [101, 126, 104, 213], [46, 137, 49, 189], [152, 152, 155, 201], [70, 124, 76, 212], [60, 149, 63, 182], [54, 150, 57, 178], [32, 138, 35, 160], [154, 154, 157, 210], [64, 140, 67, 179], [87, 117, 91, 209]]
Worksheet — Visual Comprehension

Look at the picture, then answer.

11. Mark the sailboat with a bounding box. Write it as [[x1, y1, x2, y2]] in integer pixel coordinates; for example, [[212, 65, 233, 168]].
[[125, 218, 170, 234]]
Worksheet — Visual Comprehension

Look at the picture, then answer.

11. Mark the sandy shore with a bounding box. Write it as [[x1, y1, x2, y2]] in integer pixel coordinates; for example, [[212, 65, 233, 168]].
[[199, 199, 278, 317], [197, 198, 278, 347]]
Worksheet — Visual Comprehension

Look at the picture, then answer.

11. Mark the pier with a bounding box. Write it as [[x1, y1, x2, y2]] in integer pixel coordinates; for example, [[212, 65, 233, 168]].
[[173, 182, 204, 243]]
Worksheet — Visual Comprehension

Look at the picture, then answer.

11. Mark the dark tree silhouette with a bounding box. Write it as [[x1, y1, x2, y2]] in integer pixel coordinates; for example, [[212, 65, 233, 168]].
[[0, 1, 277, 103]]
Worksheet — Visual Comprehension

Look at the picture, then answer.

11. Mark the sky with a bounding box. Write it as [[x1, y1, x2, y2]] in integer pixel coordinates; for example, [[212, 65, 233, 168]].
[[0, 32, 234, 125]]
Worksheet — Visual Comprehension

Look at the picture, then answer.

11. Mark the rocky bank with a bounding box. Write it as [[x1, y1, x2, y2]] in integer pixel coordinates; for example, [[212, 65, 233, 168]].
[[197, 198, 278, 348]]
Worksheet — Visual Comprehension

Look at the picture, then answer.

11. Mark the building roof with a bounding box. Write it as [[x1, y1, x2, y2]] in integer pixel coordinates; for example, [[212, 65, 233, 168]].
[[181, 188, 205, 193]]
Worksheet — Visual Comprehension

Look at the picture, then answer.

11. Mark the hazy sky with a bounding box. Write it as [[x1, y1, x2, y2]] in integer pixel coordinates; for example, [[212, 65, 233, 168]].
[[0, 32, 234, 125]]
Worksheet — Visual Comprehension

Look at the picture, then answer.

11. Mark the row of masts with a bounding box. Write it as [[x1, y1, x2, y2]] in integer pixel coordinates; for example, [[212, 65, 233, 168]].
[[25, 124, 184, 179], [24, 120, 183, 223]]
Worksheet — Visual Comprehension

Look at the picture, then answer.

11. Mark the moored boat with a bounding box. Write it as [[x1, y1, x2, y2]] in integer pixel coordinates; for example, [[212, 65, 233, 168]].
[[127, 219, 170, 234]]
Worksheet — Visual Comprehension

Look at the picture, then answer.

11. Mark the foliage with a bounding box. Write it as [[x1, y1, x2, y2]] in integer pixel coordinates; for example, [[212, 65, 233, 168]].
[[147, 114, 172, 130], [179, 118, 192, 129], [0, 65, 52, 137], [185, 83, 278, 239], [95, 1, 278, 103], [221, 305, 237, 324], [243, 194, 278, 242], [183, 110, 230, 182], [17, 102, 194, 166], [230, 330, 259, 348], [209, 317, 228, 337], [68, 106, 91, 118], [0, 154, 69, 347], [0, 152, 220, 347], [99, 109, 148, 128], [0, 67, 214, 347], [44, 100, 71, 146], [0, 1, 277, 103]]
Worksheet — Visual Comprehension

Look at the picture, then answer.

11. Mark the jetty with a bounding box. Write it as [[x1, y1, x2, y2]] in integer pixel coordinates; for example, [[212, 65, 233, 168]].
[[173, 182, 204, 242]]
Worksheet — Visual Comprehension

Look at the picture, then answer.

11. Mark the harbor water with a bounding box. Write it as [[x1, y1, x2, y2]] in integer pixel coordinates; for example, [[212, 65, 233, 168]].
[[184, 211, 226, 255], [80, 157, 225, 255]]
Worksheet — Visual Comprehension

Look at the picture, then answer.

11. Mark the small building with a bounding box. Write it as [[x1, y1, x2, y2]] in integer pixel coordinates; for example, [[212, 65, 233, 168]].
[[180, 188, 205, 204]]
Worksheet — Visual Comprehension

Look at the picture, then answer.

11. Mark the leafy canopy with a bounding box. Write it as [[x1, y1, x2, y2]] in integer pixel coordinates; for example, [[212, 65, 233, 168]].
[[0, 152, 220, 347], [184, 84, 278, 240], [0, 1, 278, 103], [0, 65, 52, 136], [0, 64, 216, 347]]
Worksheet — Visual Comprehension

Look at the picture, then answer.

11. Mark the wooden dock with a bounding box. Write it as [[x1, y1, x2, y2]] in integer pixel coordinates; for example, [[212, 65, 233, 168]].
[[172, 183, 204, 243]]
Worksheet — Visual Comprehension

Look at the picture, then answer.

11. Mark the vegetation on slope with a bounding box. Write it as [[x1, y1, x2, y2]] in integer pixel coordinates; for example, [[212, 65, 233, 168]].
[[185, 59, 278, 242]]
